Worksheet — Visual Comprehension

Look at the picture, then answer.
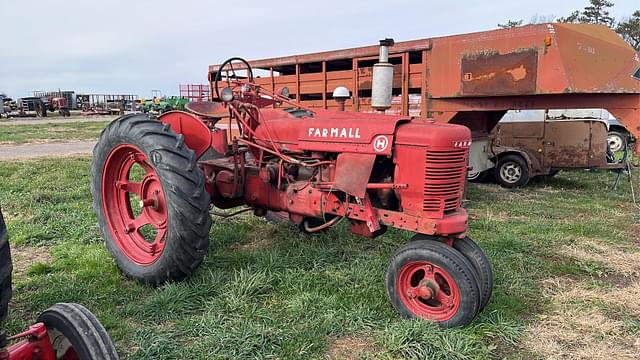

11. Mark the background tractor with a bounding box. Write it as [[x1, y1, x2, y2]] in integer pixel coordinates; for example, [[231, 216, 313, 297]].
[[0, 206, 118, 359], [91, 46, 493, 328], [141, 96, 189, 114]]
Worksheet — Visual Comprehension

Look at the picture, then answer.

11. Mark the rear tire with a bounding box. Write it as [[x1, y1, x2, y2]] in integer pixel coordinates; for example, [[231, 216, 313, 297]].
[[91, 115, 212, 284], [37, 303, 118, 359], [386, 240, 480, 327], [0, 207, 12, 321], [495, 154, 529, 188]]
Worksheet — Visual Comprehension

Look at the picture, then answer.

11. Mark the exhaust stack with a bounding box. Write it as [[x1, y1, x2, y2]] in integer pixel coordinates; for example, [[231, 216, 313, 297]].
[[371, 38, 395, 112]]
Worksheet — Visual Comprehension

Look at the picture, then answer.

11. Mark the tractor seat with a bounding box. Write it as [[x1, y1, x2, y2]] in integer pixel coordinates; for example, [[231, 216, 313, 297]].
[[185, 101, 228, 119]]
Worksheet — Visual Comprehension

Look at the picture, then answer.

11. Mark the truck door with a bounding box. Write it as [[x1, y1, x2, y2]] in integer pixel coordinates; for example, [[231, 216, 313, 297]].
[[493, 110, 544, 150], [543, 119, 591, 168], [587, 120, 609, 167]]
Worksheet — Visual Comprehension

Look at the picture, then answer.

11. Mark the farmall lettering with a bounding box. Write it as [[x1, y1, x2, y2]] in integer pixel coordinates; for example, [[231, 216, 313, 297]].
[[308, 127, 361, 139]]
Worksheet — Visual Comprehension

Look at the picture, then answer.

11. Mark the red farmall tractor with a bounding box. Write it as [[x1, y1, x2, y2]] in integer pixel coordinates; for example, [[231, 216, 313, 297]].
[[91, 49, 493, 327], [0, 207, 118, 359]]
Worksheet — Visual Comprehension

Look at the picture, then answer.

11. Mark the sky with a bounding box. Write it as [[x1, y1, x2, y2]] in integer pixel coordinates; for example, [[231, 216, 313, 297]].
[[0, 0, 637, 98]]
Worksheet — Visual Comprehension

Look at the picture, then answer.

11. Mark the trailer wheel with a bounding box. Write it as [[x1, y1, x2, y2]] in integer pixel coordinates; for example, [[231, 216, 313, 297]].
[[0, 207, 12, 321], [386, 240, 480, 327], [37, 303, 118, 360], [91, 114, 212, 284], [495, 154, 529, 188], [452, 237, 493, 312]]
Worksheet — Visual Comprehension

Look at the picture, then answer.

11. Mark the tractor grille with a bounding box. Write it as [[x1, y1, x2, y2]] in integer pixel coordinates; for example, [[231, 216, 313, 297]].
[[423, 149, 467, 215]]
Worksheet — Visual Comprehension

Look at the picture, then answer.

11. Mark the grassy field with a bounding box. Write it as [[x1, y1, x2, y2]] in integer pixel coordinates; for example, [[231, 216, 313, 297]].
[[0, 121, 110, 144], [0, 157, 638, 359]]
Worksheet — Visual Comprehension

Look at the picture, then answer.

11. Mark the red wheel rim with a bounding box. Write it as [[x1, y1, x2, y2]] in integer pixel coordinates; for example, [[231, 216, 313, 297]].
[[397, 261, 461, 321], [101, 144, 168, 265]]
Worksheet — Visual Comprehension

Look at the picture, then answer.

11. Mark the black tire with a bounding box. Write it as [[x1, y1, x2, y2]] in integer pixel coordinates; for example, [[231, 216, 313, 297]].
[[607, 131, 627, 153], [91, 114, 212, 284], [467, 169, 488, 183], [386, 240, 480, 327], [0, 207, 12, 321], [35, 100, 47, 118], [37, 303, 118, 359], [547, 169, 560, 177], [452, 237, 493, 313], [495, 154, 529, 188]]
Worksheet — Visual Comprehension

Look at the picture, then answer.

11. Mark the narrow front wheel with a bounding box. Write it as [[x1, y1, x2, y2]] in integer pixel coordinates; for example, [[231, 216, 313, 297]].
[[452, 236, 493, 312], [386, 240, 480, 327]]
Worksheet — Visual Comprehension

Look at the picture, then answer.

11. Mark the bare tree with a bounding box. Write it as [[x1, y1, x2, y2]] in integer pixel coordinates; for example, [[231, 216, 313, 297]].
[[558, 10, 580, 23], [497, 20, 523, 29], [529, 14, 557, 24]]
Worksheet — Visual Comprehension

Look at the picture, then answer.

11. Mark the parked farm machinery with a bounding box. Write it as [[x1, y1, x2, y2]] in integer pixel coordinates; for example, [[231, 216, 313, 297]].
[[140, 96, 190, 114], [0, 206, 118, 359], [91, 50, 493, 327]]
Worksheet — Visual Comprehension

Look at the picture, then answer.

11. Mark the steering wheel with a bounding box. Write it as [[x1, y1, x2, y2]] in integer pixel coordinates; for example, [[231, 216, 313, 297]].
[[213, 57, 254, 100]]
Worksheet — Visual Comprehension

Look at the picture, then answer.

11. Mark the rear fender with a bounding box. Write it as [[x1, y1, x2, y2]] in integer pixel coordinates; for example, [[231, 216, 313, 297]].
[[158, 111, 225, 157]]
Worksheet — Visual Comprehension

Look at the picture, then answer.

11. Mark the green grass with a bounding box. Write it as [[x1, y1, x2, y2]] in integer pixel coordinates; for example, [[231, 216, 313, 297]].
[[0, 158, 637, 359], [0, 121, 109, 144]]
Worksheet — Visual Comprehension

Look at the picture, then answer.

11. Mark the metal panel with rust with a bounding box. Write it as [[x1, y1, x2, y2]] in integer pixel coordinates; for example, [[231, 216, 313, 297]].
[[333, 153, 376, 198], [461, 49, 538, 96]]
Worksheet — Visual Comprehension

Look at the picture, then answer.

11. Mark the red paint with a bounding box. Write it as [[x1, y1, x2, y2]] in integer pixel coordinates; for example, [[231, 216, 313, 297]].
[[101, 144, 168, 265], [1, 323, 57, 360], [397, 261, 461, 321], [158, 77, 471, 241]]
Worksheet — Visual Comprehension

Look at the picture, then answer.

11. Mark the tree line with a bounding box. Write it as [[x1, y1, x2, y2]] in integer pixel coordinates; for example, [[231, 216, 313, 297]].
[[498, 0, 639, 50]]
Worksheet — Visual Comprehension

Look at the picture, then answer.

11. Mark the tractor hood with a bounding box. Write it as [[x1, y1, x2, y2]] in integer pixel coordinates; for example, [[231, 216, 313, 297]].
[[255, 108, 410, 155]]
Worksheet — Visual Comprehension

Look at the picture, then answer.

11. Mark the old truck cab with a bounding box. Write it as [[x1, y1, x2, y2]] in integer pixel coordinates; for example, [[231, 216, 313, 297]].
[[471, 109, 626, 188]]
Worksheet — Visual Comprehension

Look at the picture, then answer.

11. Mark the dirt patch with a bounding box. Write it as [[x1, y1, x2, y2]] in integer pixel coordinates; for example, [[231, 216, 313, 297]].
[[0, 115, 115, 126], [523, 307, 639, 359], [595, 272, 636, 287], [522, 237, 640, 359], [0, 138, 83, 146], [228, 221, 278, 251], [561, 238, 640, 276], [231, 237, 273, 251], [631, 223, 640, 247], [0, 140, 96, 160], [10, 244, 52, 278], [325, 336, 382, 359]]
